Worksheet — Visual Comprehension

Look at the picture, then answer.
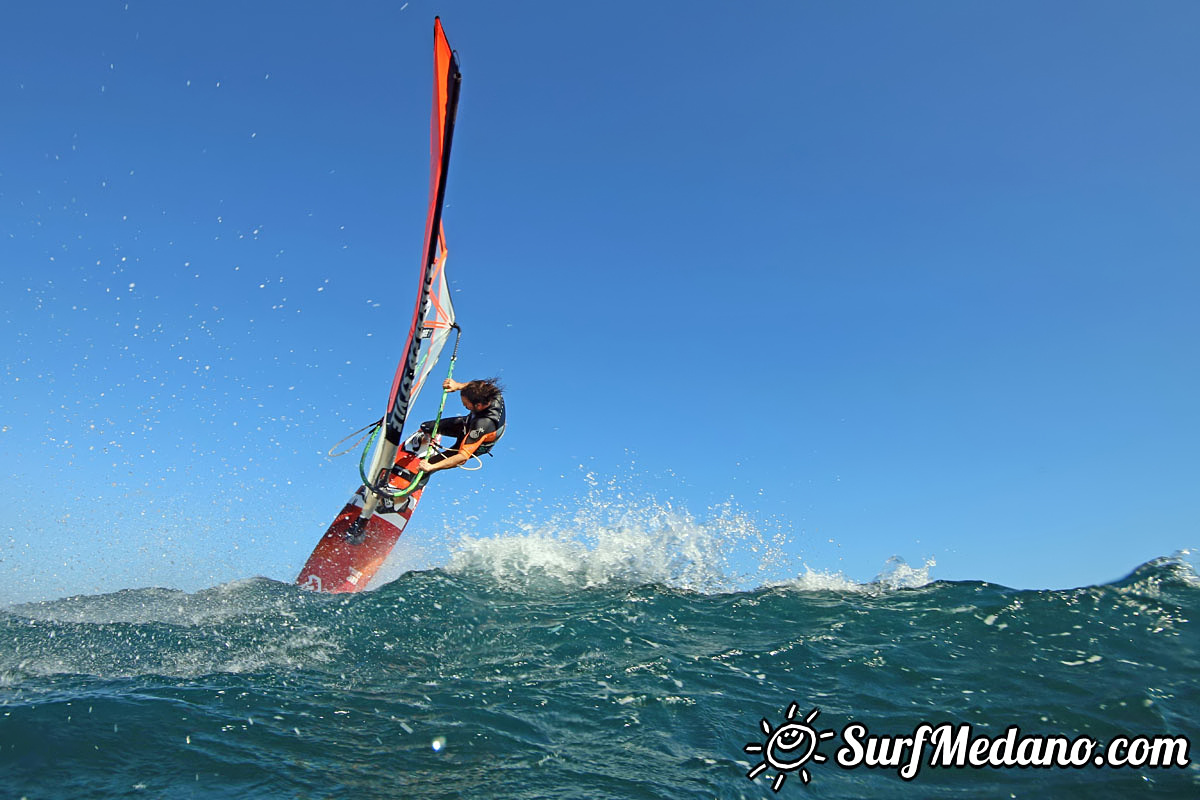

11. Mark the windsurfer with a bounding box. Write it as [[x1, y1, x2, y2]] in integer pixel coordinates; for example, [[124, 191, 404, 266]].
[[417, 377, 506, 473]]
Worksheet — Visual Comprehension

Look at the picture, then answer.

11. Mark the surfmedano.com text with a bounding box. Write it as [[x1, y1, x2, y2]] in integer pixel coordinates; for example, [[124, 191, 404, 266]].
[[836, 722, 1191, 780]]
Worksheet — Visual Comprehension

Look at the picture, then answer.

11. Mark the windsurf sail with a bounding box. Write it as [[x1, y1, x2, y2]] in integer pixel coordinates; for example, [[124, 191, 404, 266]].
[[360, 18, 462, 513], [297, 18, 463, 593], [408, 227, 457, 420], [384, 20, 461, 447]]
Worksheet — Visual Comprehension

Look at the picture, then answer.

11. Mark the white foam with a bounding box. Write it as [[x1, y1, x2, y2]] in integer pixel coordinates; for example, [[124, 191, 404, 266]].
[[438, 481, 935, 595], [1173, 548, 1200, 588], [445, 495, 787, 594], [765, 556, 935, 594], [874, 555, 937, 590]]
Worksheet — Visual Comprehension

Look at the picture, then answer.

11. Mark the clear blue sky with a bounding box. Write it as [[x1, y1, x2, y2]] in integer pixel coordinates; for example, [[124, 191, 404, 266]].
[[2, 1, 1197, 603]]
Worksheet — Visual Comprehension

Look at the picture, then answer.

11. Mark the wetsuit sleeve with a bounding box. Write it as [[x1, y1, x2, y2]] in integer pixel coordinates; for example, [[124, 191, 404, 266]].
[[428, 416, 468, 440]]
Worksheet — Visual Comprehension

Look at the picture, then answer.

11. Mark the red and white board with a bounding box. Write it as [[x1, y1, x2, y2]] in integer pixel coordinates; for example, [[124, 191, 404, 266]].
[[296, 449, 430, 593]]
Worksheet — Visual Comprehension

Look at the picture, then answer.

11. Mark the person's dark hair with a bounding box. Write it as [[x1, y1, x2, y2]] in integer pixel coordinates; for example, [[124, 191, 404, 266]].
[[461, 377, 503, 406]]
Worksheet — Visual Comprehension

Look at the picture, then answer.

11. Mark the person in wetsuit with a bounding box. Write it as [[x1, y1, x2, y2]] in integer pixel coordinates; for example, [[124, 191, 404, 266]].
[[416, 377, 505, 474]]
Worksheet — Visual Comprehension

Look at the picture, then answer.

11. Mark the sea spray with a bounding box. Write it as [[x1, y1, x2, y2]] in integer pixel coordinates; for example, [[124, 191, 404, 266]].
[[446, 496, 791, 594], [426, 471, 797, 594]]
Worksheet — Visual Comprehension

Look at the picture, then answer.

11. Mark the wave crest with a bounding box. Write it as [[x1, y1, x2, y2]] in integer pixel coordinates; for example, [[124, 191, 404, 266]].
[[446, 498, 785, 594]]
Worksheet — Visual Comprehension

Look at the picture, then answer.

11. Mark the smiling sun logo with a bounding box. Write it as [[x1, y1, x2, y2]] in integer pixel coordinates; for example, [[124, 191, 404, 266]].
[[744, 703, 837, 791]]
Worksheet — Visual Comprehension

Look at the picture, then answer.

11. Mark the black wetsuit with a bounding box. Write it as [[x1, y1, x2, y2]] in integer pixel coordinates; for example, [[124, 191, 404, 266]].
[[422, 394, 506, 462]]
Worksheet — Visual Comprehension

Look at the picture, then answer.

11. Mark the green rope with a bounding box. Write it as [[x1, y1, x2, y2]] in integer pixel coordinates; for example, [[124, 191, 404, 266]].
[[358, 423, 382, 488]]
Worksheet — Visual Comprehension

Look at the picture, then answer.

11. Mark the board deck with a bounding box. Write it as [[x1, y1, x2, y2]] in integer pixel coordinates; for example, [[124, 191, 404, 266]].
[[297, 448, 429, 593]]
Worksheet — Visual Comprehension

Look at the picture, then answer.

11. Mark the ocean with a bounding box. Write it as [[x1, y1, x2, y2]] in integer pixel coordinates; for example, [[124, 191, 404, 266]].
[[1, 542, 1196, 799]]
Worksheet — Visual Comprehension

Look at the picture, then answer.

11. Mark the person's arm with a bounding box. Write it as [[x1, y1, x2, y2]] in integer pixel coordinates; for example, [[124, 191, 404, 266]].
[[443, 378, 467, 392], [418, 414, 495, 473], [418, 451, 470, 473]]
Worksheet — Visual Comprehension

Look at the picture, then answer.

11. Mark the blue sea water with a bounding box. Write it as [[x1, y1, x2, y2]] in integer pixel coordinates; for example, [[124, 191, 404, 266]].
[[1, 542, 1196, 799]]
